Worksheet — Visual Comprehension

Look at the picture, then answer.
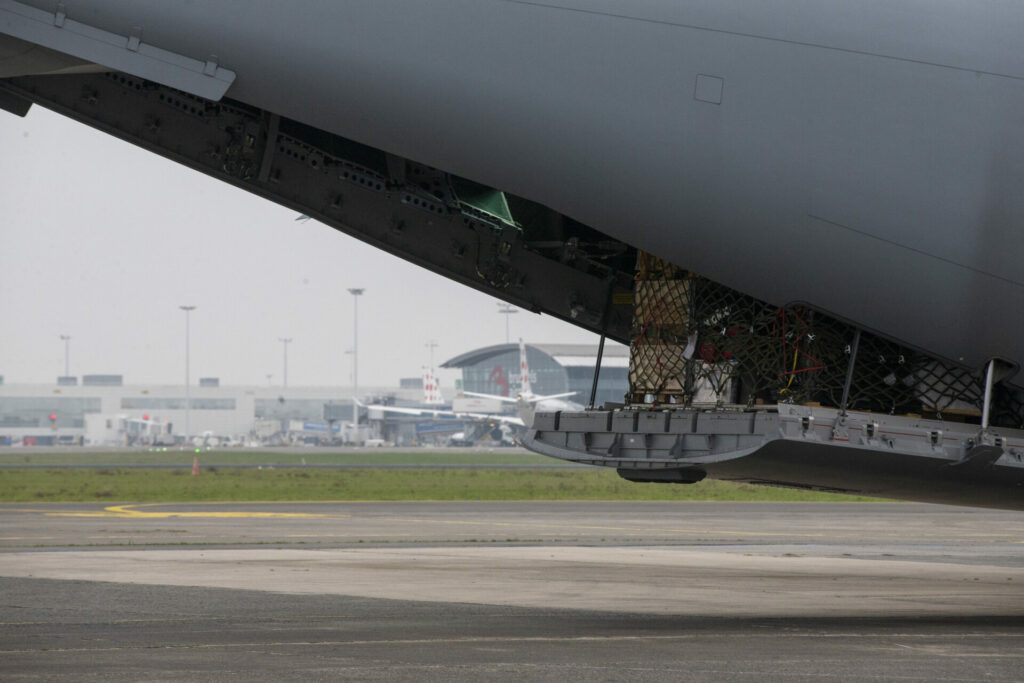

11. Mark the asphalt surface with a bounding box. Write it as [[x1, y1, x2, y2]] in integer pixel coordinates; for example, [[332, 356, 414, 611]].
[[2, 501, 1024, 680], [0, 463, 579, 469], [1, 445, 532, 456]]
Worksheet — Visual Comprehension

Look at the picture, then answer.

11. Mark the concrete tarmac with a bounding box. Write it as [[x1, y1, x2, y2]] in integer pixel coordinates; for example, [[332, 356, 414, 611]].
[[2, 501, 1024, 680]]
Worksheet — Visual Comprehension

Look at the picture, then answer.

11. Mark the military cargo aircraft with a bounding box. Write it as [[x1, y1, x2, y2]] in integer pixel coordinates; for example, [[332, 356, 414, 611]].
[[2, 0, 1022, 508]]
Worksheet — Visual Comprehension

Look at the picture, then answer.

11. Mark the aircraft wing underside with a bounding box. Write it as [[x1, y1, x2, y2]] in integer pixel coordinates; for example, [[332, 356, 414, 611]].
[[3, 0, 1023, 375], [0, 70, 638, 345], [4, 0, 1024, 509]]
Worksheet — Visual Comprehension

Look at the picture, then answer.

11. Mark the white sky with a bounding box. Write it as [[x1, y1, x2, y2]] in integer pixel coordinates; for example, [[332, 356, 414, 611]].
[[0, 106, 619, 389]]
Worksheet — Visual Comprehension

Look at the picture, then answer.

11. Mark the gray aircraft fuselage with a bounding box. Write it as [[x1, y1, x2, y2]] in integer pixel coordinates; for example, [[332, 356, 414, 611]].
[[3, 0, 1021, 380]]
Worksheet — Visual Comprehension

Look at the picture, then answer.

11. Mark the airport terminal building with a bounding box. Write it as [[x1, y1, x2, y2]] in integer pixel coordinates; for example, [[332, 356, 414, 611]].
[[0, 342, 628, 446], [442, 342, 629, 407], [0, 376, 407, 446]]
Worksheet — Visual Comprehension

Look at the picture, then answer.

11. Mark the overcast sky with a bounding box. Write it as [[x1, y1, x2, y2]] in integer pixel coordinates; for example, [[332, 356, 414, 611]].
[[0, 106, 620, 390]]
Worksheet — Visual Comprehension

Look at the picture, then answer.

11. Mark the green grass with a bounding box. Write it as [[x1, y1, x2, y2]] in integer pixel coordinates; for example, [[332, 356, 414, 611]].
[[0, 449, 558, 467], [0, 467, 887, 503]]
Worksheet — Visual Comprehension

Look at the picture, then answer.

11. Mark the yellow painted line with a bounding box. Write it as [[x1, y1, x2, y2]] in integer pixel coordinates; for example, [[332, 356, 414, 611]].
[[0, 536, 55, 540], [45, 504, 349, 519], [39, 512, 126, 518], [33, 505, 820, 537], [41, 507, 816, 536], [0, 617, 227, 626]]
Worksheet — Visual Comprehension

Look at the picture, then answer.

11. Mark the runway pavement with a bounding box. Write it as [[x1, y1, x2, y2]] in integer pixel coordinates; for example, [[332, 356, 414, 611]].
[[2, 501, 1024, 680], [0, 462, 579, 469]]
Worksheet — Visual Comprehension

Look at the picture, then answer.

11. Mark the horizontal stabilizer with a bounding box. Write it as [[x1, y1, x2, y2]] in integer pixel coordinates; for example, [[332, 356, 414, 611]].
[[463, 391, 518, 404], [463, 390, 577, 405], [528, 392, 577, 404], [358, 399, 524, 427]]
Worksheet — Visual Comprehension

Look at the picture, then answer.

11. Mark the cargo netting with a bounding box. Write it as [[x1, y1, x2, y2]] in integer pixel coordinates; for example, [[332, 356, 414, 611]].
[[628, 254, 1024, 428]]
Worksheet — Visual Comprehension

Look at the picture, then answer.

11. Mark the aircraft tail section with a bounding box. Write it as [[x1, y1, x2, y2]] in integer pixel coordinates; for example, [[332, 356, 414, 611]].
[[518, 338, 532, 398], [514, 396, 536, 427], [423, 367, 443, 405]]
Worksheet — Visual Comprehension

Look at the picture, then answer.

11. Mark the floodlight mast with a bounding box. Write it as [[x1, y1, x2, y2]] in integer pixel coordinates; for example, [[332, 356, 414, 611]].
[[179, 306, 196, 446], [497, 303, 517, 344], [279, 338, 293, 389], [425, 339, 438, 371], [348, 288, 364, 443], [59, 334, 70, 377]]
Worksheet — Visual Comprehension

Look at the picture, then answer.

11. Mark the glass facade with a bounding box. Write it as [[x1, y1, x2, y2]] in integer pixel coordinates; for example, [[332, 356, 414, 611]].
[[0, 397, 101, 429], [120, 397, 236, 410], [82, 375, 123, 386], [566, 366, 629, 407], [462, 348, 569, 397], [455, 346, 628, 408], [255, 398, 328, 421]]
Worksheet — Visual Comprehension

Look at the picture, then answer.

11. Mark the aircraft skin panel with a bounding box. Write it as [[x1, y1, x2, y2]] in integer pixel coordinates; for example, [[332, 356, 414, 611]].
[[3, 0, 1024, 376], [0, 1, 235, 99]]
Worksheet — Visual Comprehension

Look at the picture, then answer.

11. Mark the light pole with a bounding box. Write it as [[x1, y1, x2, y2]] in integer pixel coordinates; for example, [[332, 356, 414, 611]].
[[279, 338, 293, 389], [348, 288, 364, 442], [497, 303, 517, 344], [425, 339, 438, 371], [59, 334, 71, 377], [179, 306, 196, 446]]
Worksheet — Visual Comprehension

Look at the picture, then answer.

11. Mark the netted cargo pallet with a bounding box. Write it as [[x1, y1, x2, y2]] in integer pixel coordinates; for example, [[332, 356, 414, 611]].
[[628, 254, 690, 402], [627, 255, 1023, 428]]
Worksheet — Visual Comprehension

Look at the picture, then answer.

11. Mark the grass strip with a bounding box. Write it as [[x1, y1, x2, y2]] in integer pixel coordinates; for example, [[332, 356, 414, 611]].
[[0, 467, 887, 503], [0, 450, 559, 467]]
